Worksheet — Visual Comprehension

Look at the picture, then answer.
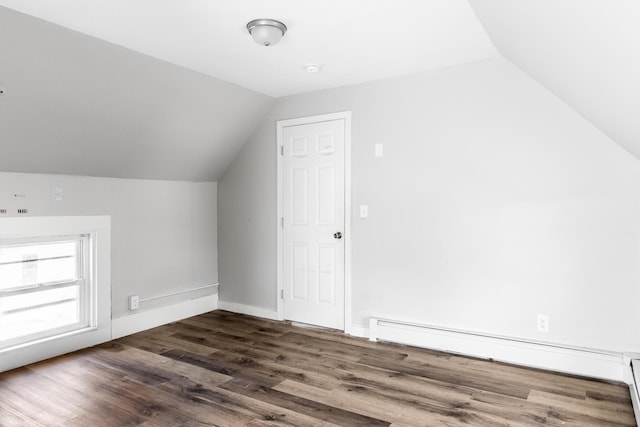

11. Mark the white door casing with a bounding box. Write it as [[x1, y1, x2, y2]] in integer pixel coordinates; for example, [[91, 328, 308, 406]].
[[276, 112, 351, 331]]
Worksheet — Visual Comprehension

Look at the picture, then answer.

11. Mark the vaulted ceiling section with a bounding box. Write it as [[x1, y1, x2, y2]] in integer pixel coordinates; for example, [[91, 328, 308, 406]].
[[0, 6, 272, 182], [469, 0, 640, 162], [0, 1, 638, 181]]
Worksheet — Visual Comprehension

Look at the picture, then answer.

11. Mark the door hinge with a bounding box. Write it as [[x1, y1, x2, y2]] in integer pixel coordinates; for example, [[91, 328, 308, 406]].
[[280, 145, 284, 155], [281, 289, 284, 299], [281, 217, 284, 228]]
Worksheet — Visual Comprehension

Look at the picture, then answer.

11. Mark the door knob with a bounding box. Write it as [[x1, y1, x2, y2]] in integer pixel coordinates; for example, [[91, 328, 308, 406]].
[[333, 232, 342, 239]]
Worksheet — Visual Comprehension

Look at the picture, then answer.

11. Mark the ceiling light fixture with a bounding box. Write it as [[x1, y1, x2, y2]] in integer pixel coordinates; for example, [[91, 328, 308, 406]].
[[246, 19, 287, 47]]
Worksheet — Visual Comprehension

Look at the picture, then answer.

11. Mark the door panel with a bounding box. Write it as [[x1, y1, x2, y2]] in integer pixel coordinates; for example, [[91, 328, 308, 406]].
[[283, 119, 345, 329], [292, 243, 309, 300], [291, 168, 308, 224], [317, 244, 336, 304]]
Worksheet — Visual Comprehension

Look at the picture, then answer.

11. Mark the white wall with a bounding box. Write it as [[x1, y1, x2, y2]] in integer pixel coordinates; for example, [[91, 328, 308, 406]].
[[218, 57, 640, 353], [0, 172, 217, 318]]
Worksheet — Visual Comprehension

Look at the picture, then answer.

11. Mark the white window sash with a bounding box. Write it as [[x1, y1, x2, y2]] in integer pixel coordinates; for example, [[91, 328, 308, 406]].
[[0, 234, 92, 350]]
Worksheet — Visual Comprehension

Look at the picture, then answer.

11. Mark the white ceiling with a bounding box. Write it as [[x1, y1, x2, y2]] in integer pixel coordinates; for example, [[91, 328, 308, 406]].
[[0, 0, 499, 97], [469, 0, 640, 161]]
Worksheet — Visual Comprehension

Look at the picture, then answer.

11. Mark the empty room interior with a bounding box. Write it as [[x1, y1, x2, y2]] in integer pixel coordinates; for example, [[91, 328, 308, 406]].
[[1, 1, 640, 425]]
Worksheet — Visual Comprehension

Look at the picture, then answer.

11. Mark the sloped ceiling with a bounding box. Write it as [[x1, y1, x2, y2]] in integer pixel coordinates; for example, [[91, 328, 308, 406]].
[[0, 6, 272, 181], [469, 0, 640, 161], [1, 1, 638, 182], [0, 0, 497, 98], [0, 1, 500, 181]]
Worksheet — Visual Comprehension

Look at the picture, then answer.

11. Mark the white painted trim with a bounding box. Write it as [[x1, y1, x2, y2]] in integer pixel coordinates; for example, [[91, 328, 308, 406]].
[[348, 325, 369, 339], [276, 111, 353, 332], [276, 120, 284, 321], [217, 301, 279, 321], [0, 327, 111, 373], [631, 360, 640, 426], [630, 383, 640, 427], [343, 113, 353, 335], [0, 216, 111, 373], [112, 294, 218, 339], [624, 354, 636, 384], [0, 215, 111, 237], [369, 317, 625, 382]]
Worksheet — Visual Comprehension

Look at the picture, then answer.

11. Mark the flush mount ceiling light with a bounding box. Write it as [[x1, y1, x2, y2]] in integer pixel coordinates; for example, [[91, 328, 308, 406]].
[[246, 19, 287, 47]]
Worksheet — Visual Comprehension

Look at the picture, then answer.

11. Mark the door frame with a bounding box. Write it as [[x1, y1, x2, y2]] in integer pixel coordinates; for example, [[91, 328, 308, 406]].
[[276, 111, 352, 333]]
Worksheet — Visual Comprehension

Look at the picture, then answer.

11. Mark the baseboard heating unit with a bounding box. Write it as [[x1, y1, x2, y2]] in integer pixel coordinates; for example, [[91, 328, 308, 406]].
[[368, 317, 624, 382], [631, 360, 640, 426]]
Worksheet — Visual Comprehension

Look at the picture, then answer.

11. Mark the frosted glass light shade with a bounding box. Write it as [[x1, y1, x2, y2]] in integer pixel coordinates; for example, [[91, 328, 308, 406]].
[[247, 19, 287, 47]]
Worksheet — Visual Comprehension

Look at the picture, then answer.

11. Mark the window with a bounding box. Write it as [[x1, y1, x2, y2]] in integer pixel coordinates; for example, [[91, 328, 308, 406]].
[[0, 234, 92, 350], [0, 216, 110, 373]]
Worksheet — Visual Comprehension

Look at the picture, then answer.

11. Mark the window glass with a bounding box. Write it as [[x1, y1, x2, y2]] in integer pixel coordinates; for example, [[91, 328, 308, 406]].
[[0, 241, 79, 291], [0, 236, 88, 349], [0, 286, 80, 342]]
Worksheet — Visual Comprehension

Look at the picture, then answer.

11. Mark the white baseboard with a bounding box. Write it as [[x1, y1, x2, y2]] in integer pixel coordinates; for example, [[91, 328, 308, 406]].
[[369, 317, 625, 382], [112, 294, 218, 339], [1, 327, 111, 373], [347, 325, 369, 339], [217, 301, 279, 320]]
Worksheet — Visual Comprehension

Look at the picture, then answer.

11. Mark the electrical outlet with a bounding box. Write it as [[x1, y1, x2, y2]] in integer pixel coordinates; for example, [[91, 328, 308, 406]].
[[129, 295, 139, 310], [53, 187, 63, 202], [537, 314, 549, 333]]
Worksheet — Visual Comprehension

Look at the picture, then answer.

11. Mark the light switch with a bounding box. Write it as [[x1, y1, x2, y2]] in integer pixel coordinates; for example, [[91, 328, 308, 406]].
[[360, 205, 369, 218], [375, 143, 384, 158]]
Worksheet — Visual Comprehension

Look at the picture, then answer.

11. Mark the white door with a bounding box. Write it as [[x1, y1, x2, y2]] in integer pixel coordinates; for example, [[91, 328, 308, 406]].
[[282, 119, 345, 330]]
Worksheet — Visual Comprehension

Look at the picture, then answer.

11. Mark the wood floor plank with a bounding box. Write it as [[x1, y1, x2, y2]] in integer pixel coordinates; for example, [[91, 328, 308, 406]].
[[0, 398, 44, 427], [450, 354, 602, 400], [220, 378, 390, 427], [0, 311, 635, 426], [357, 353, 532, 399], [93, 343, 233, 387], [0, 373, 78, 425], [527, 389, 635, 425], [164, 326, 370, 390], [274, 378, 489, 426], [129, 331, 222, 357], [160, 375, 341, 427], [23, 357, 150, 426], [467, 391, 575, 427]]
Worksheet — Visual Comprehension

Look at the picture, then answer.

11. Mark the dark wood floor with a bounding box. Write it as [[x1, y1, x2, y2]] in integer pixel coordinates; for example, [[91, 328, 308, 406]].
[[0, 311, 636, 426]]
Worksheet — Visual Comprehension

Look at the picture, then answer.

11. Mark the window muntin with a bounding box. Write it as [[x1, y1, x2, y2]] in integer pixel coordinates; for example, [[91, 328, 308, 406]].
[[0, 239, 81, 291], [0, 235, 91, 349]]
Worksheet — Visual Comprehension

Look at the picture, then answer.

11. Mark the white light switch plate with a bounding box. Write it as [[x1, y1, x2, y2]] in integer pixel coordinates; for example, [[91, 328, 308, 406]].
[[375, 144, 383, 158], [360, 205, 369, 218]]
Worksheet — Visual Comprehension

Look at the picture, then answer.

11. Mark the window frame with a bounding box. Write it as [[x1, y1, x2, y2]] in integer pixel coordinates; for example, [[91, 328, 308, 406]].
[[0, 216, 111, 373], [0, 233, 95, 350]]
